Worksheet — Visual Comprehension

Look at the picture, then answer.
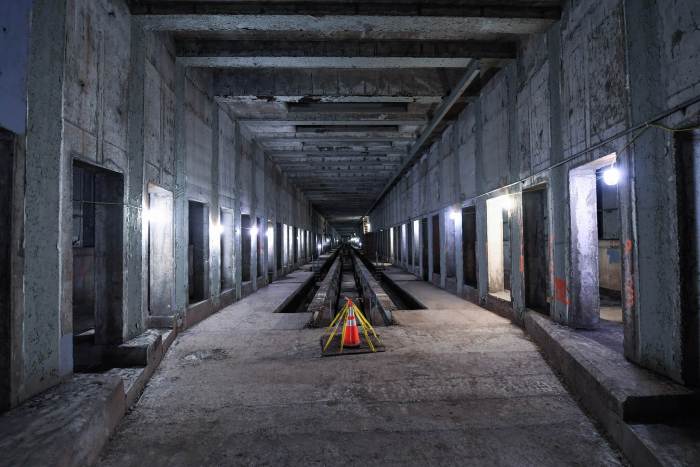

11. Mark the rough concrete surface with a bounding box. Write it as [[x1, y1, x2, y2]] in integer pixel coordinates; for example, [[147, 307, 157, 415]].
[[98, 277, 623, 466]]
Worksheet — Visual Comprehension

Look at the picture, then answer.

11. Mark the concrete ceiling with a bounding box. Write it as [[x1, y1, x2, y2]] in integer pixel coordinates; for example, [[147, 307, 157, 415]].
[[129, 0, 559, 235]]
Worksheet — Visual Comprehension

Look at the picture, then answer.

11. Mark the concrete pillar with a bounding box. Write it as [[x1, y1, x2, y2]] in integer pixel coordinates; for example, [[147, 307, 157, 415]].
[[210, 106, 221, 304], [568, 168, 600, 329], [510, 192, 525, 318], [547, 21, 571, 325], [126, 19, 146, 336], [623, 0, 683, 381], [22, 0, 70, 398], [173, 63, 189, 316], [476, 198, 489, 302], [233, 122, 242, 300]]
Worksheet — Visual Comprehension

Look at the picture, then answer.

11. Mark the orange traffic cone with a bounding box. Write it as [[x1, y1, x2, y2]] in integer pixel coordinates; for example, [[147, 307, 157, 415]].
[[343, 306, 361, 348]]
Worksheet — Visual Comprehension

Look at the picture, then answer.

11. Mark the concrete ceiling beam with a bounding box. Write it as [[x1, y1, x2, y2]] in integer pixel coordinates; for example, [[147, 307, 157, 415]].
[[139, 15, 552, 40], [178, 39, 516, 59], [256, 136, 416, 143], [184, 57, 474, 69], [130, 2, 561, 20], [240, 119, 426, 126], [219, 96, 443, 104], [213, 68, 463, 99]]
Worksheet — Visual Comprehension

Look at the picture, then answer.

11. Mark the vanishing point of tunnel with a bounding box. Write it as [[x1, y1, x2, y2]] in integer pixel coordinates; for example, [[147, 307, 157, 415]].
[[1, 1, 700, 466]]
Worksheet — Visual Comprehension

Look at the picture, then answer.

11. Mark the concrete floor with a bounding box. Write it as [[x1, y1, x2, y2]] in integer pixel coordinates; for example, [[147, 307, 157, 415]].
[[98, 273, 625, 466]]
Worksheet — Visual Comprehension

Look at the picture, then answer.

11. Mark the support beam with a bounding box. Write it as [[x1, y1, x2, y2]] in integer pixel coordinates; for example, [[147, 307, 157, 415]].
[[178, 39, 517, 60], [182, 57, 473, 69], [137, 14, 558, 41], [241, 119, 426, 126], [214, 68, 463, 99], [130, 2, 561, 19]]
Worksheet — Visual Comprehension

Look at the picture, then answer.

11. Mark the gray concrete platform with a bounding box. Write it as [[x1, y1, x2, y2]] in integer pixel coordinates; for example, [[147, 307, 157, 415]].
[[0, 374, 126, 467], [97, 273, 624, 466]]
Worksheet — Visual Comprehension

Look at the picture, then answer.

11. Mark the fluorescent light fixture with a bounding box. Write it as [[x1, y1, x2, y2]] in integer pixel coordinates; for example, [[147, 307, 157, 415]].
[[602, 166, 620, 186]]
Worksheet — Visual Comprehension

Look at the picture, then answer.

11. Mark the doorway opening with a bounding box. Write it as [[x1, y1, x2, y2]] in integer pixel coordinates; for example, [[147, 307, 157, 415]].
[[276, 222, 283, 270], [596, 168, 622, 324], [523, 187, 549, 314], [241, 214, 251, 283], [220, 208, 234, 292], [486, 195, 512, 302], [677, 129, 700, 385], [292, 226, 298, 265], [421, 218, 429, 281], [0, 130, 13, 410], [462, 206, 477, 288], [188, 201, 209, 304], [432, 214, 441, 277], [147, 185, 174, 317], [72, 161, 124, 371]]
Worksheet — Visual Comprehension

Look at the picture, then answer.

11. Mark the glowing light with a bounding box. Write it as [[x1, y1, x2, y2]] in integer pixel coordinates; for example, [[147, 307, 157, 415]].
[[498, 196, 513, 212], [318, 243, 323, 250], [602, 166, 620, 186], [267, 227, 273, 238], [250, 226, 259, 237], [214, 223, 225, 236], [449, 209, 461, 222], [143, 207, 166, 225]]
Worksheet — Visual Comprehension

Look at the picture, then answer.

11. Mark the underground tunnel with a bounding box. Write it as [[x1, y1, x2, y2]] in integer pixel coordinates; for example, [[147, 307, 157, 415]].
[[1, 1, 700, 466]]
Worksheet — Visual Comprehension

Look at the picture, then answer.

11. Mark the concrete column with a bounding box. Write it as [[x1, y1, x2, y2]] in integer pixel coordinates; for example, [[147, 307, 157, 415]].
[[546, 20, 571, 324], [22, 0, 70, 399], [210, 106, 221, 304], [476, 198, 489, 302], [233, 122, 242, 300], [440, 210, 447, 289], [510, 192, 525, 318], [126, 19, 146, 337], [624, 0, 683, 381], [568, 169, 600, 329], [173, 63, 189, 316], [486, 200, 505, 293]]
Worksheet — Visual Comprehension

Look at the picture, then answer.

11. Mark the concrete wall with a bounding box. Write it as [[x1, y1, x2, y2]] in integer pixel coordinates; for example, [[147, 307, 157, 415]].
[[369, 0, 700, 384], [4, 0, 333, 409]]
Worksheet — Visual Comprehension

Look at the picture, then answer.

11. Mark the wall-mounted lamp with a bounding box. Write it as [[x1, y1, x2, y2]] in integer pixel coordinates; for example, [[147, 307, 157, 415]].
[[498, 196, 513, 212], [449, 209, 461, 223], [143, 207, 166, 226], [602, 166, 620, 186]]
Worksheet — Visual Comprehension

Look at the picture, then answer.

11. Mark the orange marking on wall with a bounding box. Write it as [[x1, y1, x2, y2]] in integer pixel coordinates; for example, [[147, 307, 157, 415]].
[[554, 278, 570, 305], [625, 276, 635, 308], [624, 239, 632, 254], [520, 254, 524, 273]]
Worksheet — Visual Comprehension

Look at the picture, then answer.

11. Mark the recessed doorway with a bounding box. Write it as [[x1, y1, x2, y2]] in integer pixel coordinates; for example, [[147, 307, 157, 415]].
[[72, 161, 124, 371], [523, 187, 550, 314]]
